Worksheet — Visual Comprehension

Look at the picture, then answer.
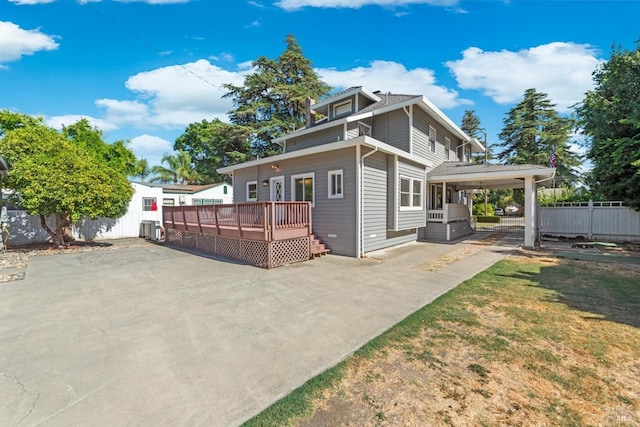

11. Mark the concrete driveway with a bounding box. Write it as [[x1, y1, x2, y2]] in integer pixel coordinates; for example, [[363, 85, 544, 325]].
[[0, 235, 520, 426]]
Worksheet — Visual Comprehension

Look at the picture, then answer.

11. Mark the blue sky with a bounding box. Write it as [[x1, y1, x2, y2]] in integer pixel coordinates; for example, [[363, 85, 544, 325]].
[[2, 0, 639, 171]]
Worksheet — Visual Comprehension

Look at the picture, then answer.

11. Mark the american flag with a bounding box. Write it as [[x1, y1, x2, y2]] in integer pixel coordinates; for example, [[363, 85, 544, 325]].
[[550, 151, 557, 168]]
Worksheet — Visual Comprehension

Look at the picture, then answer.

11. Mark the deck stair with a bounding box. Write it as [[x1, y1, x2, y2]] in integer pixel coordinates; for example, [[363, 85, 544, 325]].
[[309, 234, 330, 258]]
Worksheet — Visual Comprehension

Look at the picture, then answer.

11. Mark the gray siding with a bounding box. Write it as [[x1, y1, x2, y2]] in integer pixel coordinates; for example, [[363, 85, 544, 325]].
[[419, 221, 472, 241], [412, 107, 460, 163], [397, 160, 427, 230], [362, 151, 418, 253], [372, 110, 409, 151], [231, 148, 358, 257], [362, 151, 388, 252], [285, 125, 343, 153]]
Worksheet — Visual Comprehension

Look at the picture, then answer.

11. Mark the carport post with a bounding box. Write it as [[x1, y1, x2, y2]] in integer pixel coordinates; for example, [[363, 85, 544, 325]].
[[524, 176, 536, 248]]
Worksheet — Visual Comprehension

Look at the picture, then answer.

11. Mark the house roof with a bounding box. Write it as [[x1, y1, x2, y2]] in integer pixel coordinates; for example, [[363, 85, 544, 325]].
[[274, 87, 484, 153], [132, 182, 227, 194], [428, 161, 556, 190], [310, 86, 381, 111], [218, 135, 433, 174]]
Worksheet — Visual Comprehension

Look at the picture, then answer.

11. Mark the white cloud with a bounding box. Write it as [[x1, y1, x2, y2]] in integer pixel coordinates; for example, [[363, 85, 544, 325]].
[[0, 21, 59, 63], [315, 60, 471, 109], [274, 0, 457, 11], [446, 42, 603, 112], [129, 134, 173, 165], [114, 0, 193, 4], [45, 114, 118, 132], [8, 0, 55, 4], [121, 59, 248, 128]]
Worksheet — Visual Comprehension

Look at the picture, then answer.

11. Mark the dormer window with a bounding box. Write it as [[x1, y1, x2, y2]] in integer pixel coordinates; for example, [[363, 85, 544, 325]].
[[333, 100, 352, 117]]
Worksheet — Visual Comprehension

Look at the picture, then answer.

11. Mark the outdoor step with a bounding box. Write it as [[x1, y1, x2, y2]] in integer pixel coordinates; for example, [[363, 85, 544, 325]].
[[309, 233, 330, 258]]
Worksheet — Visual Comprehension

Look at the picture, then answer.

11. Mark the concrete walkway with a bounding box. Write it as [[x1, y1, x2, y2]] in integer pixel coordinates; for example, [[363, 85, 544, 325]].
[[0, 233, 521, 427]]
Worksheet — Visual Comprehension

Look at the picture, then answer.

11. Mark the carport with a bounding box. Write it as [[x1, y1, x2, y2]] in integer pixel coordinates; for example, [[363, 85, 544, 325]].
[[427, 162, 556, 248]]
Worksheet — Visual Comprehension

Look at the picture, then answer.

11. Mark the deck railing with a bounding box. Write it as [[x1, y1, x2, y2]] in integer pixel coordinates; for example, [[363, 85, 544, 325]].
[[163, 201, 312, 242], [427, 203, 470, 223]]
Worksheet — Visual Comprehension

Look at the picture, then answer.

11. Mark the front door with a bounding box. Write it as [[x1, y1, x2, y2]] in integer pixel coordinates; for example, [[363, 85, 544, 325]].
[[270, 176, 285, 223]]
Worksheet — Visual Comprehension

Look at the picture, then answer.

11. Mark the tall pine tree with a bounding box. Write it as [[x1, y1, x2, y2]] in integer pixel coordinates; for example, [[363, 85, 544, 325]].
[[498, 88, 581, 186], [223, 35, 331, 158]]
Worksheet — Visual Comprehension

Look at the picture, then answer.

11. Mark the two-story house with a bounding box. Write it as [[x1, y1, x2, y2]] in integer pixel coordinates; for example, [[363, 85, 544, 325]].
[[218, 87, 555, 257]]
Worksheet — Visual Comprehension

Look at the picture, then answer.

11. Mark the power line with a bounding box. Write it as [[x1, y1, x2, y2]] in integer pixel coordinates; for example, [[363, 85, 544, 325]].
[[77, 0, 222, 92]]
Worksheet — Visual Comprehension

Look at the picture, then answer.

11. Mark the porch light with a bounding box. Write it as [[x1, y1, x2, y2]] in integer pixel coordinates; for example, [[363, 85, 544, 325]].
[[262, 179, 269, 187], [271, 164, 279, 170]]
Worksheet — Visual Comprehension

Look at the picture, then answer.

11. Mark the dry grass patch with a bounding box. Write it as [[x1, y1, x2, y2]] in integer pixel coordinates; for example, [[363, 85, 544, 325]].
[[256, 252, 640, 427], [416, 233, 506, 272]]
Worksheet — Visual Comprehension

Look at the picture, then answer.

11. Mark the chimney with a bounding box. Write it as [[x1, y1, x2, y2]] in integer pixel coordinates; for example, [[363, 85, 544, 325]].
[[305, 97, 316, 127]]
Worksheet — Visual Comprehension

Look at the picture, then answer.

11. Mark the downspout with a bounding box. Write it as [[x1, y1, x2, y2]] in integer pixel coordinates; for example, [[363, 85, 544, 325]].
[[359, 143, 379, 258]]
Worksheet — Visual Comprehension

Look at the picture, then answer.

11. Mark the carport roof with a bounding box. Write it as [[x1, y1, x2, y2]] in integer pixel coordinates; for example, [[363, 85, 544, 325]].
[[428, 161, 555, 190]]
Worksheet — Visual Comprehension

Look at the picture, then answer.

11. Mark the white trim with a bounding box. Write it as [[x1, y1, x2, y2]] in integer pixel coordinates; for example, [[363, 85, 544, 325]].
[[408, 105, 414, 154], [311, 87, 381, 111], [429, 125, 437, 153], [218, 135, 432, 174], [246, 181, 258, 201], [269, 176, 285, 201], [444, 136, 451, 160], [355, 145, 361, 258], [327, 169, 344, 199], [333, 99, 352, 117], [399, 176, 424, 211], [394, 156, 399, 230], [291, 172, 315, 207]]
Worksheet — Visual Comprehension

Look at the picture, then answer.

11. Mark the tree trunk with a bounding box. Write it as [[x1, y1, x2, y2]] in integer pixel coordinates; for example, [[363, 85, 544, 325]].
[[40, 214, 64, 247]]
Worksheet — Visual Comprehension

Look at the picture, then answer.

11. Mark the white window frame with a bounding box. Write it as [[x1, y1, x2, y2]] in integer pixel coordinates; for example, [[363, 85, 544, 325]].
[[399, 176, 423, 211], [142, 197, 157, 211], [246, 181, 258, 201], [333, 100, 352, 117], [192, 198, 223, 205], [291, 172, 315, 207], [358, 121, 371, 137], [429, 126, 437, 153], [444, 137, 450, 160], [327, 169, 344, 199], [162, 198, 175, 206]]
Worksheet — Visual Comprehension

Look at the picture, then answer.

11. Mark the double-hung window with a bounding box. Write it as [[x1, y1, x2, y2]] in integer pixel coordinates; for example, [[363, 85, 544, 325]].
[[246, 181, 258, 201], [444, 137, 451, 160], [429, 126, 437, 153], [291, 172, 315, 207], [328, 169, 343, 199], [333, 100, 352, 117], [400, 177, 423, 210]]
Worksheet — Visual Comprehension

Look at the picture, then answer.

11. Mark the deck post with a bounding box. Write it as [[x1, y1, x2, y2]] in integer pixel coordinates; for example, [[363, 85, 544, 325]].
[[182, 206, 188, 231], [170, 207, 175, 229], [197, 206, 203, 233], [236, 205, 243, 238], [263, 203, 269, 241], [270, 202, 276, 242], [214, 205, 220, 235]]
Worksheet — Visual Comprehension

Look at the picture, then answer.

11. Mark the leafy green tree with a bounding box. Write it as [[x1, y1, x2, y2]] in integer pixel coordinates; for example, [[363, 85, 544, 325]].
[[576, 42, 640, 208], [460, 110, 492, 164], [223, 34, 331, 158], [150, 150, 202, 184], [498, 88, 582, 187], [63, 118, 137, 176], [0, 116, 133, 246], [174, 119, 252, 183]]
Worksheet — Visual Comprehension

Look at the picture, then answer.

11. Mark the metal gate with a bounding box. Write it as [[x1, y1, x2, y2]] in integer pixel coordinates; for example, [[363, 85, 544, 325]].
[[475, 216, 524, 233]]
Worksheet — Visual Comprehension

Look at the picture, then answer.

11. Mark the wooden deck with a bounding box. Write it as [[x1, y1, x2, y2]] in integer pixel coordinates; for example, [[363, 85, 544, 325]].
[[162, 202, 317, 268]]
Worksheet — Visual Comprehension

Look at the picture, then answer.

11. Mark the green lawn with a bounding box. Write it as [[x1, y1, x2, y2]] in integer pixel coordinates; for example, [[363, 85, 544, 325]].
[[243, 253, 640, 427]]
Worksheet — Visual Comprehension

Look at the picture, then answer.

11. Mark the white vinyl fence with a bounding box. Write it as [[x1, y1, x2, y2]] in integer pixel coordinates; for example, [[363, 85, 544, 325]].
[[539, 201, 640, 242], [4, 210, 150, 246]]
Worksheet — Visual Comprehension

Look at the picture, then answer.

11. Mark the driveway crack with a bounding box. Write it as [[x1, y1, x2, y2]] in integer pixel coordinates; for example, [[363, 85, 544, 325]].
[[1, 372, 40, 426]]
